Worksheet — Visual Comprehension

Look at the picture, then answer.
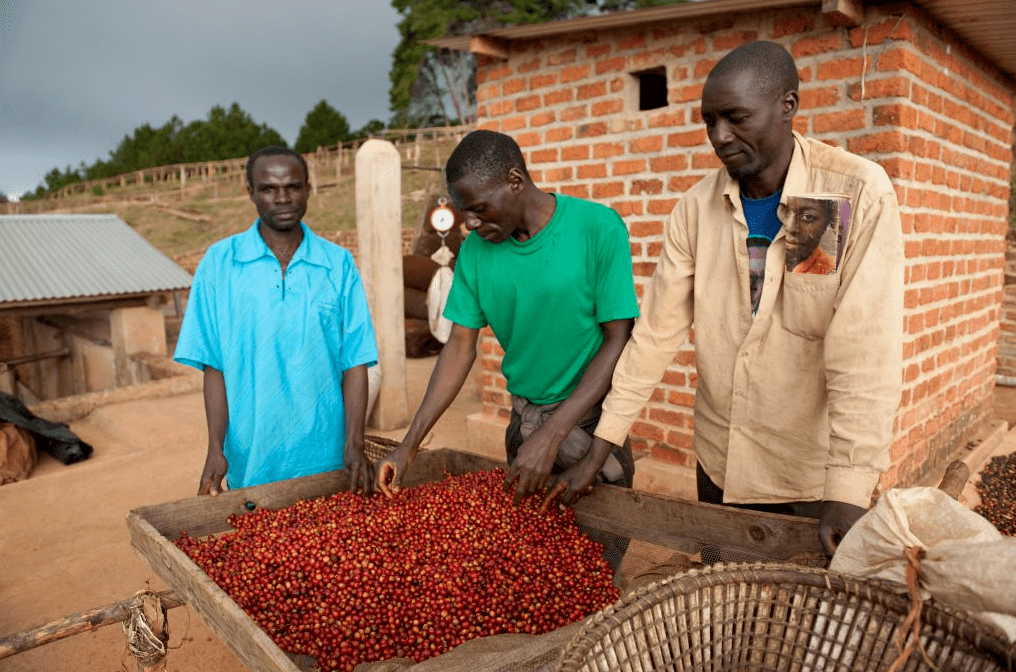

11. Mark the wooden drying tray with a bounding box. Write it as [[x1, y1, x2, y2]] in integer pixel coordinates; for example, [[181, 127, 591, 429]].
[[125, 448, 824, 672]]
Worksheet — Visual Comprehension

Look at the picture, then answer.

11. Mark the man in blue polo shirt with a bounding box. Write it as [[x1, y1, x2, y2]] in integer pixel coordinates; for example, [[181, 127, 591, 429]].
[[174, 145, 379, 494]]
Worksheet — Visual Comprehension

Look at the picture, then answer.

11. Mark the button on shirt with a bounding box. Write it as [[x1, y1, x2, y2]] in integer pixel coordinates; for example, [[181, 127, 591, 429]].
[[174, 221, 378, 489], [595, 133, 904, 508]]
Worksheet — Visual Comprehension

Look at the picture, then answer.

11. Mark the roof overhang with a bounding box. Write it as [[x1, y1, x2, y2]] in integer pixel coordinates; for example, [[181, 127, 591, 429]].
[[428, 0, 1016, 80]]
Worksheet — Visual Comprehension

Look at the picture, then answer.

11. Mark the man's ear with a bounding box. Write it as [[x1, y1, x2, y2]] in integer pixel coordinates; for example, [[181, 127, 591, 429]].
[[506, 167, 526, 194], [782, 90, 799, 121]]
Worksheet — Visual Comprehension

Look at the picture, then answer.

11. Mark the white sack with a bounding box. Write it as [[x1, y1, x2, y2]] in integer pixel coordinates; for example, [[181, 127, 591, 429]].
[[830, 487, 1016, 641]]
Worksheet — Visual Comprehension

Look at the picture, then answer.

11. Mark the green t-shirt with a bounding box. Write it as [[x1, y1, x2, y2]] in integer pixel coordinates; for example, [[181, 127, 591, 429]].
[[444, 193, 639, 404]]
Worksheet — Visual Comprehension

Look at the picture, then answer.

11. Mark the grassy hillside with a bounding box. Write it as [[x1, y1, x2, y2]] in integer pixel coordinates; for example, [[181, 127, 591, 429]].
[[35, 136, 460, 261]]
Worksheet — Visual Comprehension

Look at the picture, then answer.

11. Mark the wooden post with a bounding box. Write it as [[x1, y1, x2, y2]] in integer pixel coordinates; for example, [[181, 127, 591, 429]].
[[335, 147, 343, 178], [309, 159, 318, 196], [355, 140, 409, 430]]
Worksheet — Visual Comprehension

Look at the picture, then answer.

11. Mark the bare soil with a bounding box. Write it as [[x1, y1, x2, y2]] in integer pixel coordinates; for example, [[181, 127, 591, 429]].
[[0, 355, 479, 672]]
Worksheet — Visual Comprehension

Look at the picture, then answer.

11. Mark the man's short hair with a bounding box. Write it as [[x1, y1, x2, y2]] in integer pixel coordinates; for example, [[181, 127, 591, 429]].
[[246, 145, 309, 187], [445, 130, 530, 188], [708, 40, 799, 99]]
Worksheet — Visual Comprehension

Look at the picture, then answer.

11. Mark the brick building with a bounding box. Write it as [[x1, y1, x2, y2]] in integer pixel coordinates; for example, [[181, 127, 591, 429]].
[[433, 0, 1016, 494]]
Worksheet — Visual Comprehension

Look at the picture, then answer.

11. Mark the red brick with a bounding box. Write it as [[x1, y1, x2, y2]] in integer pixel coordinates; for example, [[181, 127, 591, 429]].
[[502, 77, 526, 96], [514, 131, 540, 148], [544, 89, 574, 106], [692, 152, 722, 169], [529, 73, 558, 89], [799, 86, 841, 110], [648, 109, 686, 128], [648, 198, 679, 215], [593, 142, 624, 159], [578, 81, 607, 100], [817, 56, 864, 80], [501, 116, 525, 131], [548, 49, 577, 66], [618, 32, 647, 51], [578, 163, 607, 179], [847, 76, 910, 101], [631, 179, 664, 195], [560, 64, 590, 83], [545, 127, 573, 143], [668, 175, 703, 192], [649, 407, 690, 428], [713, 31, 758, 50], [530, 110, 556, 127], [630, 221, 663, 238], [793, 33, 844, 58], [517, 58, 540, 74], [611, 200, 644, 217], [561, 105, 588, 122], [847, 130, 909, 154], [675, 83, 704, 103], [560, 184, 589, 198], [813, 109, 866, 133], [694, 57, 720, 79], [516, 94, 541, 112], [650, 154, 688, 172], [596, 56, 626, 75], [593, 181, 624, 198], [586, 44, 611, 59], [771, 12, 814, 39], [530, 148, 557, 163], [667, 129, 707, 147], [545, 167, 573, 182], [630, 135, 664, 153], [613, 159, 646, 176], [592, 99, 624, 116], [561, 144, 589, 161]]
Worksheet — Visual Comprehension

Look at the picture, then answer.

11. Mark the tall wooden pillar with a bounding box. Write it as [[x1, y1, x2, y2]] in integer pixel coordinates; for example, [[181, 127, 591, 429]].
[[355, 140, 409, 430]]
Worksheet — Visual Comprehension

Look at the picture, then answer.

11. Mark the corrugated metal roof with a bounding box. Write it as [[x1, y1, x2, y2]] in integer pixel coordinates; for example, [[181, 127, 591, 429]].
[[0, 214, 192, 306], [429, 0, 1016, 79]]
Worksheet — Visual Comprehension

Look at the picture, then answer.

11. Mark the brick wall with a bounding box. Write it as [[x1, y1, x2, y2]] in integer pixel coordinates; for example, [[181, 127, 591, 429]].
[[997, 236, 1016, 381], [470, 2, 1016, 490]]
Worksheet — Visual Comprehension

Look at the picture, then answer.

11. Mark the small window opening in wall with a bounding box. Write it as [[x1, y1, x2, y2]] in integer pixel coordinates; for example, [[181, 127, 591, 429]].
[[636, 67, 668, 111]]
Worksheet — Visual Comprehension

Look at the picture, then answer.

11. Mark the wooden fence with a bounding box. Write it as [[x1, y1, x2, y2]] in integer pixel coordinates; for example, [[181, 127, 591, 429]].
[[2, 125, 472, 215]]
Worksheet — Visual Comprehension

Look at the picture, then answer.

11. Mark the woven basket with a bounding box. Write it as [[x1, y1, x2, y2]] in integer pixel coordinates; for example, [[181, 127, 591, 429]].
[[556, 563, 1015, 672], [363, 434, 399, 462]]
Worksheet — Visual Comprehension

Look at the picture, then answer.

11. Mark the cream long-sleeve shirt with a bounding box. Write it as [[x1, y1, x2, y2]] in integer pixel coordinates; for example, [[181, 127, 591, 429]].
[[595, 133, 904, 508]]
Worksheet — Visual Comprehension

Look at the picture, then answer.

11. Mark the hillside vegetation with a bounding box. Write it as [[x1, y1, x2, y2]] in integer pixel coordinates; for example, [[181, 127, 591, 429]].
[[33, 136, 461, 262]]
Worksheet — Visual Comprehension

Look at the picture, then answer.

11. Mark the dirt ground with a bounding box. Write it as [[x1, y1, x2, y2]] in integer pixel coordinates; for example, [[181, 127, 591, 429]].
[[0, 355, 480, 672], [1, 362, 1013, 671]]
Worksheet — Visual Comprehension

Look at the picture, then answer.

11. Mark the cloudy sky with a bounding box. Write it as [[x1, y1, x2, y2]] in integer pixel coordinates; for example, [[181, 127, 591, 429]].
[[0, 0, 402, 199]]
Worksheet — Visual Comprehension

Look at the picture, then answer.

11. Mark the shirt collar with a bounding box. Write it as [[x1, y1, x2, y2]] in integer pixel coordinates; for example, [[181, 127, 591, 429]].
[[721, 130, 810, 206], [234, 220, 333, 269]]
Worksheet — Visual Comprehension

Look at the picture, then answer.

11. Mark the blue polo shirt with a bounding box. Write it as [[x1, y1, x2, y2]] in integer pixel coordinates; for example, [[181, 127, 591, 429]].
[[174, 221, 378, 489]]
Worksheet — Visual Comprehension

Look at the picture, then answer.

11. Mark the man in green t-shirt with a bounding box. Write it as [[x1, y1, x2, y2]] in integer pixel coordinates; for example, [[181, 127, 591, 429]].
[[377, 129, 639, 515]]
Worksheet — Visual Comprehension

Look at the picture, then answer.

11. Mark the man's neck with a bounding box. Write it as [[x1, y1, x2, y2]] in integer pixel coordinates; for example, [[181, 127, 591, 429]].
[[514, 189, 557, 242], [258, 222, 304, 273]]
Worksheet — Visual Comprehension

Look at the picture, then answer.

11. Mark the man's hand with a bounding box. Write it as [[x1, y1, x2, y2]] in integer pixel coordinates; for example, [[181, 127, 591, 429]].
[[539, 455, 600, 512], [344, 443, 375, 496], [376, 443, 416, 499], [198, 448, 228, 496], [504, 423, 561, 504], [819, 500, 867, 555]]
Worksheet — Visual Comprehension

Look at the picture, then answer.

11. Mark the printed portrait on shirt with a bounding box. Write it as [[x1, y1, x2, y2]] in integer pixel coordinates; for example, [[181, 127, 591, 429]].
[[783, 194, 850, 275]]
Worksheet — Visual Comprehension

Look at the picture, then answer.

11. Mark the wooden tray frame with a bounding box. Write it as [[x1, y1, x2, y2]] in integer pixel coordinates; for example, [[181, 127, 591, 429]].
[[126, 449, 823, 672]]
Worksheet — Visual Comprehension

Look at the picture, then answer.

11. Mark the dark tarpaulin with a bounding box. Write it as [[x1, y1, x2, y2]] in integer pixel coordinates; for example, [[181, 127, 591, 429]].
[[0, 391, 93, 465]]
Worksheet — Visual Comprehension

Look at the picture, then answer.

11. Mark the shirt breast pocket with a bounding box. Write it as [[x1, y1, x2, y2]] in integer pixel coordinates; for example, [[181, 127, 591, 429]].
[[781, 271, 839, 340]]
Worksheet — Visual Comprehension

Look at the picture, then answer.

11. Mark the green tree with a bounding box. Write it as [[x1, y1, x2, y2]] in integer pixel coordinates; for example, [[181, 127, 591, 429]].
[[294, 100, 352, 153], [351, 119, 387, 140], [388, 0, 676, 127], [30, 103, 285, 197]]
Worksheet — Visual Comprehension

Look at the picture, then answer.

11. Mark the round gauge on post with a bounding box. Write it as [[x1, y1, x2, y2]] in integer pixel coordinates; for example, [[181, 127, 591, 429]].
[[429, 197, 455, 233]]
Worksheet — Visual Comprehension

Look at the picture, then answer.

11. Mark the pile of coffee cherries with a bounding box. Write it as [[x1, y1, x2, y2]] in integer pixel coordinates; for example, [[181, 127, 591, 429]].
[[175, 469, 619, 672], [975, 452, 1016, 536]]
